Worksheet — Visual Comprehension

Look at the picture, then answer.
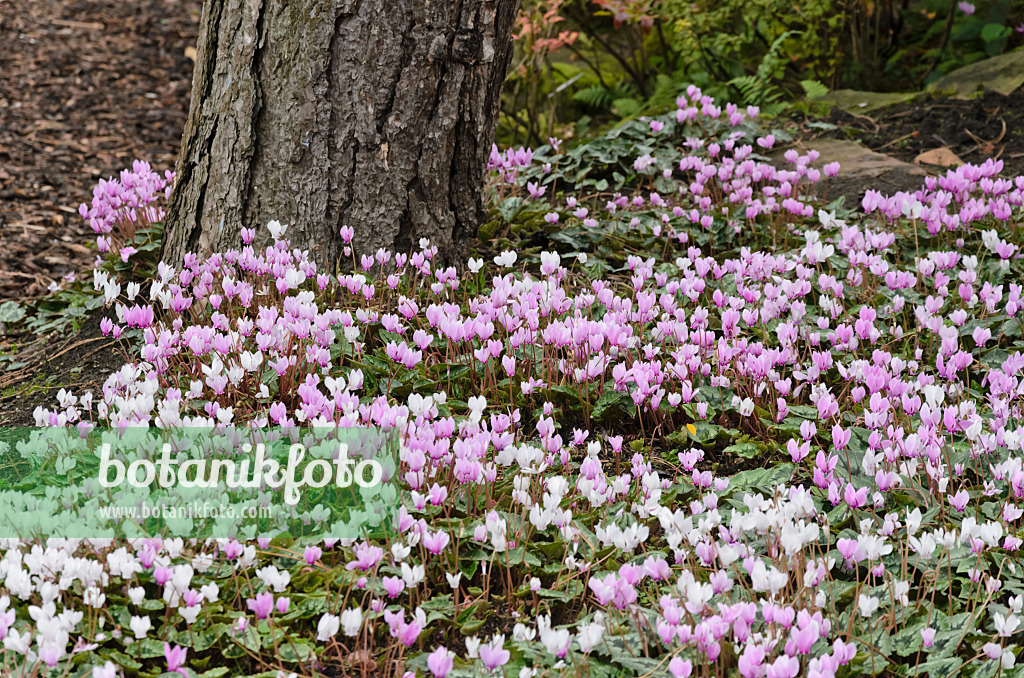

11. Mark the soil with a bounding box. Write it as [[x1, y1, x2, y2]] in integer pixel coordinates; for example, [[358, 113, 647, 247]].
[[810, 89, 1024, 179], [0, 311, 129, 425], [0, 0, 200, 302]]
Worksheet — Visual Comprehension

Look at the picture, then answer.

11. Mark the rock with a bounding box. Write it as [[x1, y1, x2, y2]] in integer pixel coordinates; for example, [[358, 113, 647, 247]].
[[927, 49, 1024, 97], [914, 147, 964, 167], [817, 89, 919, 113], [771, 139, 927, 209], [801, 139, 927, 177]]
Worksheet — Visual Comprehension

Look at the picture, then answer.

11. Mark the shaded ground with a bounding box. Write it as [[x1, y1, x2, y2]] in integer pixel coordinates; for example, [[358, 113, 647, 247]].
[[0, 0, 200, 301], [812, 89, 1024, 179], [0, 312, 127, 426], [0, 0, 198, 425]]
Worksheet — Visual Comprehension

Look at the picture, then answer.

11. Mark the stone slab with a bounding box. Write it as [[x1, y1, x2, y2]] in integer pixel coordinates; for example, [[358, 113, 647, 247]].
[[817, 89, 919, 113], [771, 139, 927, 208], [927, 49, 1024, 97]]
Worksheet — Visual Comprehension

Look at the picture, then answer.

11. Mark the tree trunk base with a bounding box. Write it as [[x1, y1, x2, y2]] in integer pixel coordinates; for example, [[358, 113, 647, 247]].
[[162, 0, 519, 271]]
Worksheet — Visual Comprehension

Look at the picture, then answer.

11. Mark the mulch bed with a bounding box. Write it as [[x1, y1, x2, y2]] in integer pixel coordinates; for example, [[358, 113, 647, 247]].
[[0, 0, 199, 302], [0, 0, 198, 425], [810, 89, 1024, 179]]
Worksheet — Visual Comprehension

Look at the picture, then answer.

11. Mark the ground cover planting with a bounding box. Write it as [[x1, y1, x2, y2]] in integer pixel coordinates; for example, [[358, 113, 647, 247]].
[[3, 86, 1024, 678]]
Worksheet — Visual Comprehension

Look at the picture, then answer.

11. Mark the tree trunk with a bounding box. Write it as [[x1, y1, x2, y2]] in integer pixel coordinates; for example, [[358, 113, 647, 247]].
[[161, 0, 520, 270]]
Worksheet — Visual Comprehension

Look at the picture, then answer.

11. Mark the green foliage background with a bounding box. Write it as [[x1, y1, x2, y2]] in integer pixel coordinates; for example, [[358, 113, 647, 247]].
[[498, 0, 1024, 147]]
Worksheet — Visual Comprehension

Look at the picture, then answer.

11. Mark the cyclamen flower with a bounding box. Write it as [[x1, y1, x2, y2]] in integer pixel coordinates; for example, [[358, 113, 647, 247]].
[[538, 615, 572, 657], [767, 655, 800, 678], [247, 592, 275, 620], [427, 646, 454, 678], [843, 483, 868, 509], [341, 607, 363, 637], [317, 613, 340, 641], [267, 219, 287, 239], [479, 635, 511, 669], [422, 530, 450, 555], [93, 662, 118, 678], [494, 250, 517, 267], [669, 657, 693, 678], [304, 545, 323, 565], [383, 576, 405, 598], [857, 594, 879, 617], [164, 643, 188, 677], [994, 612, 1020, 637], [347, 543, 384, 571], [129, 615, 152, 639], [949, 489, 969, 512]]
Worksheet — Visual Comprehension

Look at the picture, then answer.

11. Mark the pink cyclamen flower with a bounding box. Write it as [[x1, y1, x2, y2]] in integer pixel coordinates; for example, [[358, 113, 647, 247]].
[[398, 618, 423, 647], [950, 489, 969, 512], [958, 1, 974, 14], [844, 483, 869, 509], [479, 637, 510, 669], [382, 576, 405, 598], [427, 645, 454, 678], [347, 543, 384, 571], [837, 537, 862, 563], [790, 623, 819, 654], [922, 627, 936, 647], [831, 424, 851, 450], [422, 530, 451, 555], [669, 657, 693, 678], [304, 545, 323, 565], [767, 654, 800, 678], [164, 643, 188, 677], [154, 566, 173, 586], [247, 592, 274, 620], [222, 540, 244, 560]]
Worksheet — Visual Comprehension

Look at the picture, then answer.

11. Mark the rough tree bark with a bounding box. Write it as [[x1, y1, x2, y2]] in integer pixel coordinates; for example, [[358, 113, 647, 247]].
[[161, 0, 521, 270]]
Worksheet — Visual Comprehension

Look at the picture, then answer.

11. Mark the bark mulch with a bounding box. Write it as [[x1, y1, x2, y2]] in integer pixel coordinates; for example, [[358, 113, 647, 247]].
[[0, 0, 198, 425], [0, 0, 200, 302]]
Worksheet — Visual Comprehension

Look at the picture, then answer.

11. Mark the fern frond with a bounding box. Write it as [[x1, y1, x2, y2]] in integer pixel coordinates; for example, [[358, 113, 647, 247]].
[[728, 75, 763, 105], [572, 85, 615, 110], [800, 79, 829, 100]]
